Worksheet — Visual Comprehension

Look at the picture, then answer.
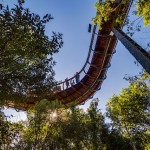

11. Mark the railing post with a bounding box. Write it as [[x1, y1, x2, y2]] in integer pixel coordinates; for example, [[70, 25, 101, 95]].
[[112, 27, 150, 74]]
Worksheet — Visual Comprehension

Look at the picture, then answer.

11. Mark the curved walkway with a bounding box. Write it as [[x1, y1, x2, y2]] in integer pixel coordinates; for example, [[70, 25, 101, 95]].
[[7, 0, 133, 110], [53, 0, 133, 107]]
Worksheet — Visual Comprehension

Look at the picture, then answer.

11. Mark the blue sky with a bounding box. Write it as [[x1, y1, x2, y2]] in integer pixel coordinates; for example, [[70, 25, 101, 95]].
[[2, 0, 149, 121]]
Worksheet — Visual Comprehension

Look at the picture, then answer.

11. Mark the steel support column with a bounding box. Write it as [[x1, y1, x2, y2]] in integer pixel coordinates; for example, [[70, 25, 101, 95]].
[[113, 27, 150, 74]]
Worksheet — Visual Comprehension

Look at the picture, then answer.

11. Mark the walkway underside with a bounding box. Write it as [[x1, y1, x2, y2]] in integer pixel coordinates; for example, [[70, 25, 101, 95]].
[[7, 0, 133, 110]]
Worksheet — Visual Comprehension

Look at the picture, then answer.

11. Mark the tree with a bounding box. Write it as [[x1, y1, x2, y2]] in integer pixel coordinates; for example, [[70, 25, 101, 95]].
[[136, 0, 150, 26], [17, 99, 108, 150], [106, 73, 150, 150], [0, 2, 63, 106], [92, 0, 150, 29], [0, 109, 23, 149], [0, 98, 134, 149]]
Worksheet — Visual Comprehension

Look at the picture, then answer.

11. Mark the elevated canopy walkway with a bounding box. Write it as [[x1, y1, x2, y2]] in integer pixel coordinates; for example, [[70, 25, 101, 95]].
[[7, 0, 150, 110]]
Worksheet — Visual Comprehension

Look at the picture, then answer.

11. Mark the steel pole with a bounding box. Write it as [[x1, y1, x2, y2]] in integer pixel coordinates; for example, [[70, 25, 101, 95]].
[[113, 27, 150, 74]]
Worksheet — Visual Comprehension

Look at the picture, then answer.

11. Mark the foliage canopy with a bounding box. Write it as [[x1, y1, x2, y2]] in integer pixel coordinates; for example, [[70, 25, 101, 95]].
[[106, 73, 150, 150], [92, 0, 150, 29], [1, 72, 150, 149], [0, 3, 63, 105]]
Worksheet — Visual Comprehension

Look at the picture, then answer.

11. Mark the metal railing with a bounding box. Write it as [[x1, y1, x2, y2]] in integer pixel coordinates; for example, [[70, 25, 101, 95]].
[[55, 24, 99, 91], [54, 0, 134, 93], [54, 24, 116, 93]]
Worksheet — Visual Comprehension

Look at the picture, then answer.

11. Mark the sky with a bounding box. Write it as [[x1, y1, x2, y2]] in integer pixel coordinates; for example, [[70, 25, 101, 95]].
[[2, 0, 149, 121]]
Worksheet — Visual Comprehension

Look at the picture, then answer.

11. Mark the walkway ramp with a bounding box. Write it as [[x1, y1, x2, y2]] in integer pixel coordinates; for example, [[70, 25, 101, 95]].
[[7, 0, 133, 110]]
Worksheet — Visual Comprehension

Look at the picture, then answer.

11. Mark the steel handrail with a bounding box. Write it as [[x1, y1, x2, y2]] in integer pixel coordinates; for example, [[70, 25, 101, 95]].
[[62, 0, 134, 101], [75, 35, 113, 103], [56, 24, 98, 87], [56, 0, 133, 88]]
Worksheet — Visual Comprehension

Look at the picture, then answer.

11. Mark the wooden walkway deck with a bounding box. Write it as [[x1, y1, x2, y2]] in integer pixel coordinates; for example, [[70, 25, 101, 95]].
[[7, 0, 133, 110]]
